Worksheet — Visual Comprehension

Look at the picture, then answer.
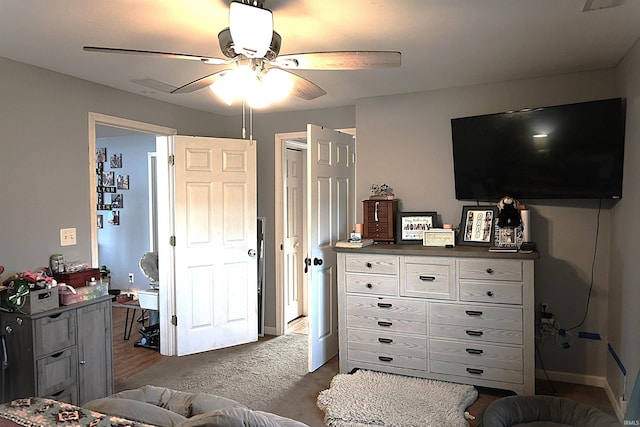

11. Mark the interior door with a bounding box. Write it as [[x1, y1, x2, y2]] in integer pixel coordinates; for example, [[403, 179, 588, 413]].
[[285, 148, 305, 323], [173, 136, 257, 356], [307, 125, 355, 371]]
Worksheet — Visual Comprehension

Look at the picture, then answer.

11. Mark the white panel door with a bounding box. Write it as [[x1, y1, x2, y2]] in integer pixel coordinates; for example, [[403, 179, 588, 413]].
[[173, 136, 257, 356], [307, 125, 355, 371]]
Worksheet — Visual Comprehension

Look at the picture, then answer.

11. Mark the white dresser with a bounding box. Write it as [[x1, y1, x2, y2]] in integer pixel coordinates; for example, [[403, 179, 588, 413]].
[[336, 245, 537, 395]]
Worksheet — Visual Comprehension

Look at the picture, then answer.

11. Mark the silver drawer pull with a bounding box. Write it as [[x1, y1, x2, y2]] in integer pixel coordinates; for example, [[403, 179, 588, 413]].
[[377, 303, 392, 308], [377, 321, 393, 327], [378, 337, 393, 344], [466, 330, 483, 337], [366, 283, 373, 289], [466, 348, 483, 355], [486, 291, 494, 297], [466, 368, 484, 375], [378, 356, 393, 362], [465, 310, 483, 316], [419, 275, 436, 281], [366, 262, 373, 268]]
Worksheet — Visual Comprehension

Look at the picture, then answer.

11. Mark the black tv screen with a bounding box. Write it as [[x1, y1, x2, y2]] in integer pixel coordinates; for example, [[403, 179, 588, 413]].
[[451, 98, 625, 201]]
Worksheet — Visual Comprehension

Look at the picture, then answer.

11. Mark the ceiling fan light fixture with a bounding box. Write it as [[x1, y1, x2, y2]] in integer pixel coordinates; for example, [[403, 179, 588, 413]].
[[229, 1, 273, 59], [210, 65, 259, 105]]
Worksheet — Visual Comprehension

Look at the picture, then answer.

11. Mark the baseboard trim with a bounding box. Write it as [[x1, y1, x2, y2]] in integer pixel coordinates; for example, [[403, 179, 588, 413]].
[[535, 369, 623, 421], [263, 326, 278, 336]]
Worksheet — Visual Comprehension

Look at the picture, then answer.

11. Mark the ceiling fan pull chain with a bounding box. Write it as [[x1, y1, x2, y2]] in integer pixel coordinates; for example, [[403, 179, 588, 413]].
[[242, 99, 247, 140]]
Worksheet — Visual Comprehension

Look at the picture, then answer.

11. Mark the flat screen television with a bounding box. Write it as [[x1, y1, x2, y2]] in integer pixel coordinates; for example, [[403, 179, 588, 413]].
[[451, 98, 625, 201]]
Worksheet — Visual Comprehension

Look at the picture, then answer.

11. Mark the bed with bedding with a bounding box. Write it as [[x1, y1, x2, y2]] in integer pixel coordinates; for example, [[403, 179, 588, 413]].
[[0, 386, 308, 427]]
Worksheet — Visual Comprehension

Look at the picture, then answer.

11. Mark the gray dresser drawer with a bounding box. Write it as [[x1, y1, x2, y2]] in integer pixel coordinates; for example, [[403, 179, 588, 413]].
[[401, 257, 455, 300], [459, 281, 522, 305], [345, 254, 398, 275], [36, 348, 77, 396], [430, 323, 522, 345], [459, 259, 522, 282], [348, 329, 427, 361], [347, 329, 427, 371], [346, 273, 398, 296], [429, 339, 522, 370], [34, 310, 76, 357], [347, 295, 426, 335], [429, 302, 522, 331], [430, 360, 523, 384]]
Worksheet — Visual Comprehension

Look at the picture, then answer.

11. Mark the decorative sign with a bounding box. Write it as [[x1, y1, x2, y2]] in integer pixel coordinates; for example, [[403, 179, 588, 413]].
[[423, 229, 456, 247]]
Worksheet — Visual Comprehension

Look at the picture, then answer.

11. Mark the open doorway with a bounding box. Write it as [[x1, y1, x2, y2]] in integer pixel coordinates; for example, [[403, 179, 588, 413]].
[[283, 139, 308, 336], [275, 132, 308, 337], [89, 113, 176, 381]]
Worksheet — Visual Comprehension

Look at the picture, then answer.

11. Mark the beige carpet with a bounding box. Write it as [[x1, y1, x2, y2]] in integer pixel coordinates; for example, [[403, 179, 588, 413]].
[[317, 370, 478, 427], [116, 334, 337, 427]]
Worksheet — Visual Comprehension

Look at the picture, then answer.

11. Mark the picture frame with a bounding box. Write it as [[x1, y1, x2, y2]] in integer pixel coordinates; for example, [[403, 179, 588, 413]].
[[459, 206, 498, 247], [396, 211, 438, 244]]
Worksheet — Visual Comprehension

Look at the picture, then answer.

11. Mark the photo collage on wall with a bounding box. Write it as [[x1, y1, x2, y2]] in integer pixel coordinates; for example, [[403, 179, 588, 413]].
[[96, 147, 129, 228]]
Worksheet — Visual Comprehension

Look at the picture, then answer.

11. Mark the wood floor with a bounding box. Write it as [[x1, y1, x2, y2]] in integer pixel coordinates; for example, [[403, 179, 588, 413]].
[[111, 306, 165, 384], [112, 310, 309, 384]]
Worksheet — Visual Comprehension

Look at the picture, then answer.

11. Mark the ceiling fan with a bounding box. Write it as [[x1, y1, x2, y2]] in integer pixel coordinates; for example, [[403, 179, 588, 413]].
[[84, 0, 401, 106]]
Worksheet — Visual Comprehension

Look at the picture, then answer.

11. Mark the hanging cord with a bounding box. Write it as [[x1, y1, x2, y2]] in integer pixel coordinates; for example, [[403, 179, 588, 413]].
[[566, 198, 602, 332]]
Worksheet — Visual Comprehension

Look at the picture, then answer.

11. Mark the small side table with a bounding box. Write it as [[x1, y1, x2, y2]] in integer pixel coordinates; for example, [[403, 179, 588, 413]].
[[112, 299, 141, 341]]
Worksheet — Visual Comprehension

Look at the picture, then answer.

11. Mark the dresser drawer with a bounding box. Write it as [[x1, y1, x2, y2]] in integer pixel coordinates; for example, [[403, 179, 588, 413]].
[[429, 339, 522, 370], [36, 348, 77, 396], [347, 330, 427, 371], [346, 274, 398, 296], [401, 257, 455, 300], [34, 310, 76, 357], [459, 281, 522, 305], [347, 296, 426, 335], [429, 303, 522, 331], [45, 385, 79, 405], [344, 254, 398, 275], [459, 259, 522, 282], [430, 360, 523, 384], [348, 329, 427, 360], [430, 323, 522, 345]]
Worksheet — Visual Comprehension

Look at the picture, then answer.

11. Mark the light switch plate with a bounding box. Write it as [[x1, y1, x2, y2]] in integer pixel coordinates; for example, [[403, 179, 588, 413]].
[[60, 228, 77, 246]]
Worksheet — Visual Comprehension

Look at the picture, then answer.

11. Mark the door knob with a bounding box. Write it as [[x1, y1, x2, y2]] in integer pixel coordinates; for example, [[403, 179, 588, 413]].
[[313, 258, 323, 266], [248, 249, 257, 257]]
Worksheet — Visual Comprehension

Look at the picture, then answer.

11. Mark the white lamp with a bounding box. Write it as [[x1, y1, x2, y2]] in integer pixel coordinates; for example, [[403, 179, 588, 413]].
[[229, 1, 273, 58]]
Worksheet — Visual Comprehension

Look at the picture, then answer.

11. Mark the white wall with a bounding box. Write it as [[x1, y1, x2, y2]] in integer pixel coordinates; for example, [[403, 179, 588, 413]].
[[608, 38, 640, 404], [355, 69, 621, 378], [0, 57, 229, 275]]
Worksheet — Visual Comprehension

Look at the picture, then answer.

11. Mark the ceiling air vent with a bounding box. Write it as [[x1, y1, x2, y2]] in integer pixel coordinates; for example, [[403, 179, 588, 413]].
[[582, 0, 623, 12]]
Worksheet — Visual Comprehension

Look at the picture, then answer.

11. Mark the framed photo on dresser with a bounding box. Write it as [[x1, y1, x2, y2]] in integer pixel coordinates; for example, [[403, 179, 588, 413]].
[[459, 205, 498, 247], [396, 211, 438, 244]]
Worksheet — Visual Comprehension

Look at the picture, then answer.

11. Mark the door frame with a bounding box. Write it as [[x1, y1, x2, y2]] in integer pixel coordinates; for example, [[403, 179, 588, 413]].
[[274, 128, 356, 337], [88, 112, 178, 355], [274, 131, 307, 336]]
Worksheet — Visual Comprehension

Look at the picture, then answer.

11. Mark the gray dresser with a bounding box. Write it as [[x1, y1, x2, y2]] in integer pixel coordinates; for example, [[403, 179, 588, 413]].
[[336, 245, 538, 395], [0, 295, 113, 404]]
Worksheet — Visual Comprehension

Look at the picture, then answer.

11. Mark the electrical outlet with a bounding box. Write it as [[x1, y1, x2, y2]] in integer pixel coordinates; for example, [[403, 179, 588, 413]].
[[128, 273, 134, 284], [60, 228, 77, 246]]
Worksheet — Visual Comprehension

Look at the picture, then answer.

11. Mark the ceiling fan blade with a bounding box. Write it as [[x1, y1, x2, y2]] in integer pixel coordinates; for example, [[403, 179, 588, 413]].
[[171, 71, 228, 94], [280, 69, 327, 100], [83, 46, 230, 65], [274, 51, 401, 70]]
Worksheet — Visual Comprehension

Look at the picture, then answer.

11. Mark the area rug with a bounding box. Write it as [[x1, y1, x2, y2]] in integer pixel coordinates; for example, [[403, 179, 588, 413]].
[[317, 370, 478, 427]]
